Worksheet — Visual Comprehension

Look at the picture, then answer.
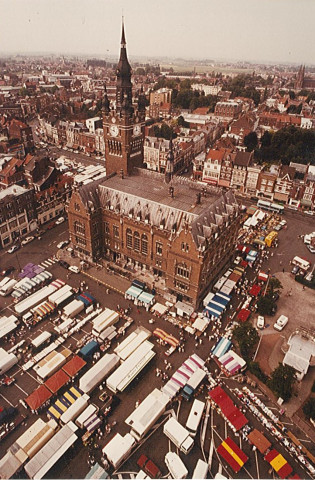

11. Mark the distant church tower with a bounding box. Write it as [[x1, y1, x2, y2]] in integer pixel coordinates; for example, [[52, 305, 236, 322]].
[[103, 21, 145, 176], [295, 65, 305, 90]]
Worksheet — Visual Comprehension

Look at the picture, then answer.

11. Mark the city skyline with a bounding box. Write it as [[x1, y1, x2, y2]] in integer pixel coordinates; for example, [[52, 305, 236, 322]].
[[1, 0, 315, 65]]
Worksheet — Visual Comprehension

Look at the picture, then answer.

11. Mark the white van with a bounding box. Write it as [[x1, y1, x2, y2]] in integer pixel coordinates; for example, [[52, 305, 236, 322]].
[[274, 315, 288, 331]]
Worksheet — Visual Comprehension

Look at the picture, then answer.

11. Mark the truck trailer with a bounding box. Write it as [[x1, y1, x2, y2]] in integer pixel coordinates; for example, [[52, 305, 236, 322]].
[[163, 417, 194, 455]]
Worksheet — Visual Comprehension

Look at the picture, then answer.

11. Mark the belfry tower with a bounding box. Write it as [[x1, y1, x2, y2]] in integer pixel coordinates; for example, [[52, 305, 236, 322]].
[[103, 21, 145, 176]]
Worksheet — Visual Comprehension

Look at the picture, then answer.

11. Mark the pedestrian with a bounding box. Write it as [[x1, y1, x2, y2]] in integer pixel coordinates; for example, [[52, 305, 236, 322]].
[[282, 268, 285, 273]]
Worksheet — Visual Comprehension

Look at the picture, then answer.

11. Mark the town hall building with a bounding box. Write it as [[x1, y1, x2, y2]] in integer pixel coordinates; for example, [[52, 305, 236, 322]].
[[67, 23, 241, 307]]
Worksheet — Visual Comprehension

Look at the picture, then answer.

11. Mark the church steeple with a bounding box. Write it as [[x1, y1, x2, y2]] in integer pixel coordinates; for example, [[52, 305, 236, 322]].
[[116, 19, 133, 113]]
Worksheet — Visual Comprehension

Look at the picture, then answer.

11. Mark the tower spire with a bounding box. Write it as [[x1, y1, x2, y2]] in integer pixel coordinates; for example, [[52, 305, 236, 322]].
[[121, 16, 126, 46], [116, 18, 133, 113]]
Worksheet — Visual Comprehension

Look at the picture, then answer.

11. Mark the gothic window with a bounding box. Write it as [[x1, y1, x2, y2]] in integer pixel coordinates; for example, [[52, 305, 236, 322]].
[[74, 203, 80, 211], [175, 263, 190, 279], [156, 241, 163, 256], [141, 234, 148, 255], [126, 229, 133, 249], [74, 220, 85, 235], [104, 221, 110, 235], [113, 225, 119, 238], [134, 231, 140, 252]]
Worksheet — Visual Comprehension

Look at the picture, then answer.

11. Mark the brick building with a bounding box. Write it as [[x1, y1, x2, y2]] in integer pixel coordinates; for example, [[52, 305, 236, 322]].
[[0, 185, 37, 249], [67, 23, 242, 307]]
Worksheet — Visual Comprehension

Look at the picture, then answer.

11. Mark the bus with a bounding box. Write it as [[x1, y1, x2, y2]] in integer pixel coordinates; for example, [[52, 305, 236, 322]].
[[185, 399, 205, 437], [257, 199, 284, 214]]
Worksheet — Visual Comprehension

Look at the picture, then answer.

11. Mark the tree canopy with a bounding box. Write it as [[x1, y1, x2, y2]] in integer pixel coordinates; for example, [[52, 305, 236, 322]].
[[268, 363, 296, 401], [303, 398, 315, 419], [255, 126, 315, 165], [233, 321, 259, 360]]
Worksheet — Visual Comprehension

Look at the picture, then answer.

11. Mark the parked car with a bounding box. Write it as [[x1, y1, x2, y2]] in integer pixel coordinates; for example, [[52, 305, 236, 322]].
[[274, 315, 289, 331], [257, 316, 265, 329], [307, 245, 315, 254], [21, 236, 35, 246], [58, 260, 70, 269], [55, 216, 65, 225], [46, 222, 55, 230], [57, 240, 68, 249], [7, 245, 20, 254], [280, 220, 287, 227], [137, 455, 161, 479], [1, 266, 15, 276], [291, 265, 300, 275], [68, 265, 80, 274]]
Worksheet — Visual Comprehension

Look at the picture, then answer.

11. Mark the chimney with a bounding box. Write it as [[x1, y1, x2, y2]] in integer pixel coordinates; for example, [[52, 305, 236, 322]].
[[120, 169, 124, 179], [169, 186, 174, 198], [196, 192, 201, 205]]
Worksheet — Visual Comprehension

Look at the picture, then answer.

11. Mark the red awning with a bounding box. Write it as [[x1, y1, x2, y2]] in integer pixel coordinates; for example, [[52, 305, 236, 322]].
[[44, 369, 70, 394], [237, 309, 251, 322], [226, 407, 248, 431], [258, 272, 269, 282], [249, 284, 261, 297], [62, 355, 86, 377], [209, 385, 229, 404], [217, 437, 248, 473], [25, 385, 52, 411], [240, 260, 248, 268], [265, 449, 293, 479]]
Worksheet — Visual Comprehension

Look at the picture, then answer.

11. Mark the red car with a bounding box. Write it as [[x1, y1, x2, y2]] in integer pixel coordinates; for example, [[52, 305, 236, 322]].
[[137, 455, 161, 479]]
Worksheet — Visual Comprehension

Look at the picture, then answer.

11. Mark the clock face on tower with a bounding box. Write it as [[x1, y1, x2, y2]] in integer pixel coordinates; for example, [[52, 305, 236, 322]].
[[133, 125, 141, 136], [109, 125, 119, 137]]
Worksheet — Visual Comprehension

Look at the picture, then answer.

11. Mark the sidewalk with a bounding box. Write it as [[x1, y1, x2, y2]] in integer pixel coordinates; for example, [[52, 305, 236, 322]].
[[57, 249, 167, 304]]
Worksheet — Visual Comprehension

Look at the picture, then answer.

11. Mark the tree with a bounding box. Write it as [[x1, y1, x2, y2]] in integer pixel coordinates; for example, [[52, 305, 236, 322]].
[[303, 398, 315, 419], [257, 295, 276, 316], [177, 116, 189, 128], [267, 277, 282, 296], [233, 321, 259, 360], [268, 363, 296, 401], [244, 132, 258, 152]]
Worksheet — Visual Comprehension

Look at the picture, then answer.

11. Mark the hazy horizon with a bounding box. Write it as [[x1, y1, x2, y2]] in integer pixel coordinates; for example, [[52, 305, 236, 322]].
[[1, 0, 315, 66]]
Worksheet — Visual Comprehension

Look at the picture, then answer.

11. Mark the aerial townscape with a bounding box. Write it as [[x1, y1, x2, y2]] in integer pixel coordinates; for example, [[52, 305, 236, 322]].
[[1, 2, 315, 480]]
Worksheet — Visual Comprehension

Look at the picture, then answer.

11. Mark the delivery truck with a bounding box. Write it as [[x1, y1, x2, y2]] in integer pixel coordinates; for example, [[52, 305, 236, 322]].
[[163, 417, 194, 455]]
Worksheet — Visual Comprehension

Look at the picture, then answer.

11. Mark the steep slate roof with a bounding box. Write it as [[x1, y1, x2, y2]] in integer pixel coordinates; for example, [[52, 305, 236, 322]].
[[75, 169, 239, 248], [234, 151, 253, 167]]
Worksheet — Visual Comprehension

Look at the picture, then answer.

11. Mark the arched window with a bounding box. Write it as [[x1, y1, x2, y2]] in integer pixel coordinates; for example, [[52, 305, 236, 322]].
[[126, 229, 133, 249], [141, 234, 148, 255], [134, 231, 140, 252], [74, 220, 85, 235]]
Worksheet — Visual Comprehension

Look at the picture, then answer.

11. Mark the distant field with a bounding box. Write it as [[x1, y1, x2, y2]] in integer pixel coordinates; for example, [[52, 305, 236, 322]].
[[161, 63, 255, 75]]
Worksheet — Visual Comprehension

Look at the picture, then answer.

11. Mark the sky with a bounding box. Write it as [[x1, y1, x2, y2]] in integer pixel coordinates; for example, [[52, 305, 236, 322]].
[[1, 0, 315, 65]]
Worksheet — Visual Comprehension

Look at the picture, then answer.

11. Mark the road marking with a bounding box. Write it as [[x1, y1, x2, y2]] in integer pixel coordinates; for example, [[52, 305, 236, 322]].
[[25, 370, 40, 385], [14, 383, 28, 395], [82, 271, 125, 295], [254, 449, 260, 479], [0, 392, 15, 407]]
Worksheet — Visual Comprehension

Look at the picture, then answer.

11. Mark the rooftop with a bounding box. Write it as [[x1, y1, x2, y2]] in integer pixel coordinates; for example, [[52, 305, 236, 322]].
[[0, 184, 29, 200], [77, 169, 239, 248]]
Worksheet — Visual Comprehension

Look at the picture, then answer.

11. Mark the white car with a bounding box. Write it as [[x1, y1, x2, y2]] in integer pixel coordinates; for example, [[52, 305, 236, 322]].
[[7, 245, 20, 254], [21, 236, 35, 246], [280, 220, 287, 227], [68, 265, 80, 274], [274, 315, 288, 331], [55, 217, 65, 225], [257, 316, 265, 329], [57, 240, 68, 249]]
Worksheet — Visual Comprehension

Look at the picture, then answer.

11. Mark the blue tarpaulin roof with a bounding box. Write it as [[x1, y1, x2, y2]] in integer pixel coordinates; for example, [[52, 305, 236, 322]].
[[211, 336, 232, 358]]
